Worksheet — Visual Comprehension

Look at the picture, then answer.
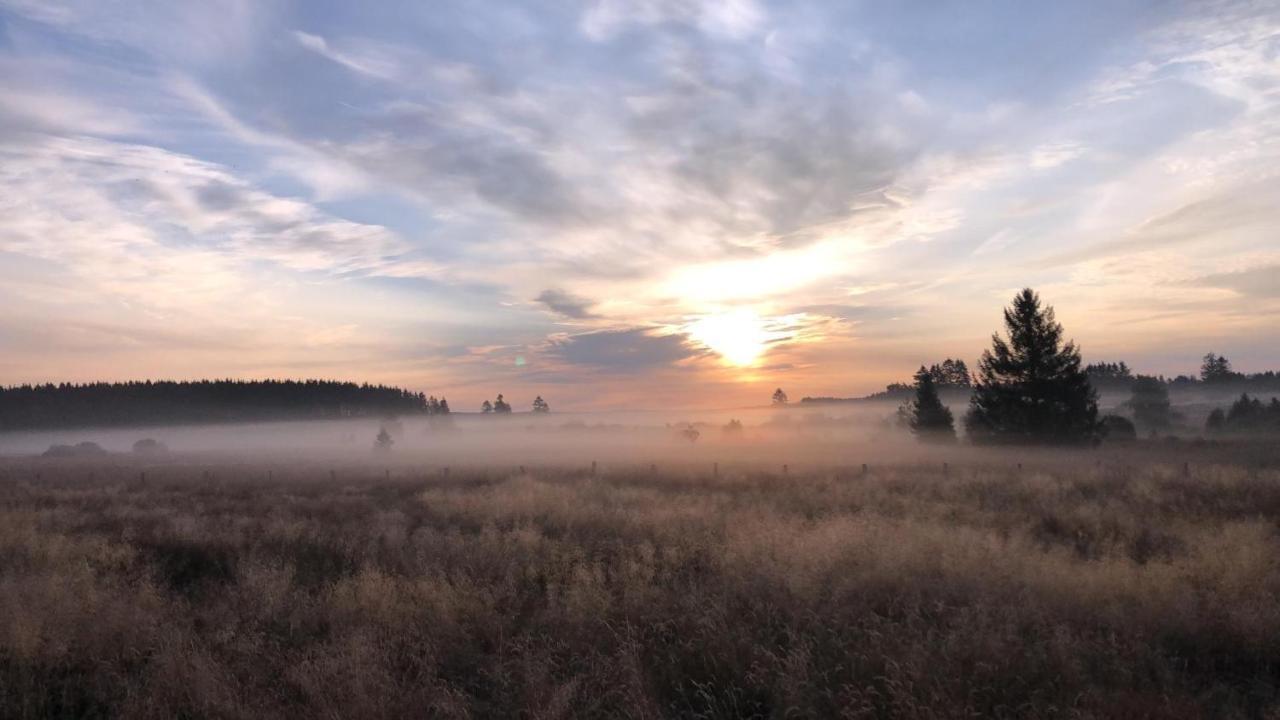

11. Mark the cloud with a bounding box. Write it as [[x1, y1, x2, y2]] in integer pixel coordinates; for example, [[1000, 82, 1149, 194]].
[[535, 289, 599, 319], [1029, 143, 1085, 169], [580, 0, 766, 41], [548, 327, 700, 370], [0, 135, 410, 284], [1181, 265, 1280, 298], [0, 0, 266, 66], [292, 30, 402, 81]]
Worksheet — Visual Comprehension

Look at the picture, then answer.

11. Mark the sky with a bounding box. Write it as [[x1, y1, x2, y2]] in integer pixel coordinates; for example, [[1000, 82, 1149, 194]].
[[0, 0, 1277, 411]]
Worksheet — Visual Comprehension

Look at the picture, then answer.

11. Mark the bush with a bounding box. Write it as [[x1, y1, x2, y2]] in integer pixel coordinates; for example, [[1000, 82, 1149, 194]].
[[1101, 414, 1137, 442], [132, 438, 169, 455], [42, 441, 108, 458]]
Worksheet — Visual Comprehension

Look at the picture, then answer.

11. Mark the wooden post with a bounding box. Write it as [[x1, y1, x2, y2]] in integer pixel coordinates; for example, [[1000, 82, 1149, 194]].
[[443, 466, 450, 479], [650, 463, 657, 475], [713, 462, 719, 478], [385, 469, 390, 481], [519, 465, 526, 475], [591, 461, 598, 476], [1183, 462, 1189, 477], [782, 464, 789, 477], [943, 462, 948, 477], [861, 463, 868, 476]]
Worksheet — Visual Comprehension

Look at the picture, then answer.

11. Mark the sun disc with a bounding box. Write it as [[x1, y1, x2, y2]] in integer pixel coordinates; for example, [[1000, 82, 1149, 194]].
[[689, 310, 768, 367]]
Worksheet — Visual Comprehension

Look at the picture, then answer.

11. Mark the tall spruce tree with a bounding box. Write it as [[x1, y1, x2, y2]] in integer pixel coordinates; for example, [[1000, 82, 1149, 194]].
[[965, 289, 1100, 444], [909, 366, 956, 442]]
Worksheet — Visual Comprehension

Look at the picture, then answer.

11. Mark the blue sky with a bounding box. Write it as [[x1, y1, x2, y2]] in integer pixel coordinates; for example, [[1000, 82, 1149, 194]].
[[1, 0, 1277, 410]]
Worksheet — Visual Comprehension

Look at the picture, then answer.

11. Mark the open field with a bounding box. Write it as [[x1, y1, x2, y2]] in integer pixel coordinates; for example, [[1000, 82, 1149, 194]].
[[3, 445, 1280, 719]]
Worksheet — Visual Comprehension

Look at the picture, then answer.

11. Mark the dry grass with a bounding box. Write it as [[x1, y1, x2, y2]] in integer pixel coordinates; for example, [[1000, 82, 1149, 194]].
[[1, 451, 1280, 719]]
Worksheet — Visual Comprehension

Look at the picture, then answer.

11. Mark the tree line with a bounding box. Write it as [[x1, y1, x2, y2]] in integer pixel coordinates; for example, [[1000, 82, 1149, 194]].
[[903, 289, 1280, 444], [0, 380, 450, 430], [1084, 353, 1280, 391]]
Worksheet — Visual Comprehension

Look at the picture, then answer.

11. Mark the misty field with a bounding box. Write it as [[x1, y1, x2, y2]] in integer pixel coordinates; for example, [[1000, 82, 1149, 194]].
[[3, 448, 1280, 719]]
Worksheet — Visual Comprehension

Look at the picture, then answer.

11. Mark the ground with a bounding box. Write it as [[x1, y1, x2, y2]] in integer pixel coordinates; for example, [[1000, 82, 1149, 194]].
[[1, 443, 1279, 718]]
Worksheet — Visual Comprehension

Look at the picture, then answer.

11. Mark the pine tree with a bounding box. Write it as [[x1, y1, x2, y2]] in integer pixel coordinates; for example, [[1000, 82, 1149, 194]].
[[772, 388, 788, 405], [965, 289, 1100, 444], [909, 366, 955, 442]]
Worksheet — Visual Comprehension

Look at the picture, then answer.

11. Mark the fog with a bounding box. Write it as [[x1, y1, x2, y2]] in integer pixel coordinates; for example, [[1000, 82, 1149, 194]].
[[2, 387, 1265, 470], [0, 403, 932, 467]]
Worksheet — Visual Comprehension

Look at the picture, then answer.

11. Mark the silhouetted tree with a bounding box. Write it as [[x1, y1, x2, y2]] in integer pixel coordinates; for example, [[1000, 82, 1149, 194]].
[[1085, 362, 1132, 381], [1212, 393, 1280, 434], [965, 289, 1100, 445], [723, 419, 744, 436], [1205, 407, 1226, 434], [481, 400, 493, 414], [438, 398, 450, 414], [772, 388, 789, 405], [928, 359, 972, 387], [1201, 353, 1235, 383], [680, 426, 700, 443], [493, 394, 512, 413], [1128, 375, 1172, 431], [909, 366, 955, 442], [532, 396, 550, 413]]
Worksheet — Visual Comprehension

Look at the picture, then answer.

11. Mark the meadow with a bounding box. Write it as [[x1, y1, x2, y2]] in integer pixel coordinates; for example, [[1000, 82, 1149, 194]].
[[2, 443, 1280, 719]]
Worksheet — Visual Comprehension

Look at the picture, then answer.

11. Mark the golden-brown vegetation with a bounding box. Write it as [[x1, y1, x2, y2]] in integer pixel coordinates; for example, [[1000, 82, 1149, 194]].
[[2, 450, 1280, 718]]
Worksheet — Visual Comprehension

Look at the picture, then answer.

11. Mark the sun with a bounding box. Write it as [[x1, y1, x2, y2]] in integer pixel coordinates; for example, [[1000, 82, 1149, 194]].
[[689, 309, 770, 367]]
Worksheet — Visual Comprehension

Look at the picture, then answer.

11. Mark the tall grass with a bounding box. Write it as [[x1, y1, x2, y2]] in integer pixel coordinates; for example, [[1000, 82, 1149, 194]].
[[1, 455, 1279, 718]]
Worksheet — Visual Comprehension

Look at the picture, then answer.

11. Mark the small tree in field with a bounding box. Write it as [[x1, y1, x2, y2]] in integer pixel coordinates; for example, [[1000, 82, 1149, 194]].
[[532, 396, 550, 413], [494, 394, 512, 413], [373, 427, 394, 453], [965, 289, 1100, 444], [909, 366, 955, 442], [481, 400, 493, 414], [772, 388, 788, 405], [1129, 375, 1172, 431]]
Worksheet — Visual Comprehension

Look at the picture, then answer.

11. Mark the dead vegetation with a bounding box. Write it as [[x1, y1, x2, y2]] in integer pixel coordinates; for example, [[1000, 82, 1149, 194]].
[[1, 450, 1279, 718]]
